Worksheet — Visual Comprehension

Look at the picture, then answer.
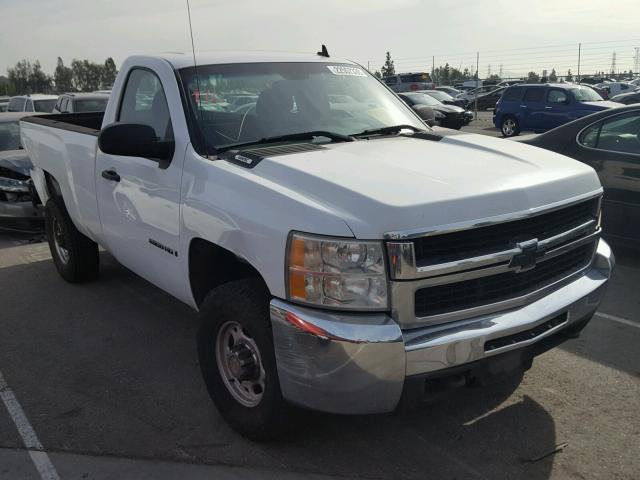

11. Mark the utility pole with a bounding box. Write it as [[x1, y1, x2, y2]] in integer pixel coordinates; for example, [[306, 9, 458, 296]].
[[432, 56, 435, 84], [577, 43, 581, 82], [475, 51, 479, 120], [634, 47, 640, 76], [367, 61, 370, 71]]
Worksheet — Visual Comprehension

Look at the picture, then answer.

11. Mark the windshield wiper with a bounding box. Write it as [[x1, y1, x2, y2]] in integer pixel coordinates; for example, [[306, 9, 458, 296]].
[[217, 131, 355, 153], [353, 124, 423, 137]]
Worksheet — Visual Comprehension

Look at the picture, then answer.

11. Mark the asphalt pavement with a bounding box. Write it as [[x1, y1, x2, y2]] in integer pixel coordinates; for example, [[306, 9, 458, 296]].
[[1, 119, 639, 479]]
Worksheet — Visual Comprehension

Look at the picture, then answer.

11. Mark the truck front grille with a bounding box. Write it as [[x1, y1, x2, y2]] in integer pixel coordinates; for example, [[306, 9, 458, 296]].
[[412, 197, 598, 267], [414, 242, 594, 318]]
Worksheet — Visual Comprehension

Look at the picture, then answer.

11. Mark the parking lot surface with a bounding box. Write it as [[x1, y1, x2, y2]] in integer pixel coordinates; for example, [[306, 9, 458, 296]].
[[0, 236, 638, 480]]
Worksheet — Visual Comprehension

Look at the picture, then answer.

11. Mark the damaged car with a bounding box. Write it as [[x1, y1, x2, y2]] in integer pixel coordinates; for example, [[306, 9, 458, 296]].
[[0, 112, 44, 233]]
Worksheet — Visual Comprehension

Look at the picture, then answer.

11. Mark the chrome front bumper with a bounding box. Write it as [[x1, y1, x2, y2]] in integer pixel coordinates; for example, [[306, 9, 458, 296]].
[[270, 239, 614, 415]]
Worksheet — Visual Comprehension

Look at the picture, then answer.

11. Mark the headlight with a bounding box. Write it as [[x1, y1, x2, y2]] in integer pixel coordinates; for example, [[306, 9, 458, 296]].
[[0, 176, 30, 193], [434, 110, 446, 119], [286, 232, 388, 310]]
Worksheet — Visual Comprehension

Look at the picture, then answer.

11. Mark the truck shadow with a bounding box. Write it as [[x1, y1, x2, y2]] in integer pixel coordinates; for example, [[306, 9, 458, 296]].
[[0, 251, 557, 480], [271, 380, 557, 480], [559, 245, 640, 377]]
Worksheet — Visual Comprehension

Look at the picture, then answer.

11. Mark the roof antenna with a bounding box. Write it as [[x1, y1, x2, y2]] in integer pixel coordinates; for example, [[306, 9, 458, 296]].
[[317, 45, 330, 58]]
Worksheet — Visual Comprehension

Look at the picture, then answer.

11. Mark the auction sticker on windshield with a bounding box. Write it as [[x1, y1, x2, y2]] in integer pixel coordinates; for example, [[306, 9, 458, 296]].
[[327, 65, 367, 77]]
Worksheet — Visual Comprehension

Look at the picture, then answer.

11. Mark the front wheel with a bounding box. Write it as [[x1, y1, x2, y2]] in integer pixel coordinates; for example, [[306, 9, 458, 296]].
[[197, 278, 291, 440], [500, 116, 520, 137]]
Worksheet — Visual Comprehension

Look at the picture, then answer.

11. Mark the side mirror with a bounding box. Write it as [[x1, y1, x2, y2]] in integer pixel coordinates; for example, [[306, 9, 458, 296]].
[[412, 104, 436, 125], [98, 122, 174, 168]]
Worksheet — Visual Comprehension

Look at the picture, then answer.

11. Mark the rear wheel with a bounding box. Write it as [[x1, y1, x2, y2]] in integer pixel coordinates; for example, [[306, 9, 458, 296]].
[[501, 116, 520, 137], [197, 278, 291, 440], [45, 197, 99, 282]]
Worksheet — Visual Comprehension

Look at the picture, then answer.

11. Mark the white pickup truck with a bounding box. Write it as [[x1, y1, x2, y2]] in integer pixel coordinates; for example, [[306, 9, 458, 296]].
[[21, 51, 614, 440]]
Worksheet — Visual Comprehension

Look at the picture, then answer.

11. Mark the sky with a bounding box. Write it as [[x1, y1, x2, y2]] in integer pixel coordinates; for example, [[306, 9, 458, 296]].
[[1, 0, 639, 78]]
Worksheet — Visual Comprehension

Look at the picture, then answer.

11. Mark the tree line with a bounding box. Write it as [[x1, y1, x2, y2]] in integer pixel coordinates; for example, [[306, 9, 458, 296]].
[[1, 57, 118, 95], [372, 52, 636, 84]]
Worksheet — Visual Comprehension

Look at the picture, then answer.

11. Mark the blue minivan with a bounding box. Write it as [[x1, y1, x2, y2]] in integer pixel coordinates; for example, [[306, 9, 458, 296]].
[[493, 83, 621, 137]]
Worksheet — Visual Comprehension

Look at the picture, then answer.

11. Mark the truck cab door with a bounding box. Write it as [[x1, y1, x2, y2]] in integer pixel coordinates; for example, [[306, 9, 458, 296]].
[[96, 65, 187, 297], [540, 88, 571, 129]]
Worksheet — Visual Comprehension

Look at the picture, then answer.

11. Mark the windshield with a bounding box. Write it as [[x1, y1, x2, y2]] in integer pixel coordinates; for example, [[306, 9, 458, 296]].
[[0, 121, 21, 151], [75, 99, 108, 112], [34, 99, 57, 112], [571, 86, 603, 102], [178, 62, 425, 152], [404, 93, 442, 107]]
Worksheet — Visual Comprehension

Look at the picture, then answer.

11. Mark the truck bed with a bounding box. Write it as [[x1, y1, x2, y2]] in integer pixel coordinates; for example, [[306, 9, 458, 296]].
[[20, 112, 103, 241], [21, 112, 104, 136]]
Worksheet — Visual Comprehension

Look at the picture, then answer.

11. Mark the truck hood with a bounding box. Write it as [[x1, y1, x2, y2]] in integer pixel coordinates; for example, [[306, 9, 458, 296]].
[[251, 133, 601, 238]]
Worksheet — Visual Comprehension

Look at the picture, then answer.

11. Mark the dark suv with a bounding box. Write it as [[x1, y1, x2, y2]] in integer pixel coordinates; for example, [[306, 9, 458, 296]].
[[493, 83, 621, 137]]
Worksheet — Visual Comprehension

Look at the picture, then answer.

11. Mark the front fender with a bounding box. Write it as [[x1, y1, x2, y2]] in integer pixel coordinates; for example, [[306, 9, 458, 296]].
[[179, 147, 354, 303]]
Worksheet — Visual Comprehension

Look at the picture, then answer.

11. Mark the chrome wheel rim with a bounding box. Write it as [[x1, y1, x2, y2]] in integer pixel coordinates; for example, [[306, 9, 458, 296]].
[[502, 119, 516, 136], [52, 216, 70, 264], [215, 321, 265, 407]]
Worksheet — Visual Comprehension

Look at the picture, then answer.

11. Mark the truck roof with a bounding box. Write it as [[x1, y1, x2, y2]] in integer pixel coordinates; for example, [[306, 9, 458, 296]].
[[154, 51, 356, 69]]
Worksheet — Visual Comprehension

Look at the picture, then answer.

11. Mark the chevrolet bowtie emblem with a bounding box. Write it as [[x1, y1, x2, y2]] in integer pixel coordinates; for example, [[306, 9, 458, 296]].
[[509, 239, 542, 272]]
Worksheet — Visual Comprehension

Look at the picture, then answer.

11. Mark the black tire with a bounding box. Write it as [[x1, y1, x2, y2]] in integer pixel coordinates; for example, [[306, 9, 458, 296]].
[[500, 115, 520, 137], [45, 197, 99, 283], [197, 278, 290, 440]]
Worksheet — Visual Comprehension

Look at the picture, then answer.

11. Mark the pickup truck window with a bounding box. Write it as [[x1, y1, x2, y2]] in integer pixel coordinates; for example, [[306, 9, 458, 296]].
[[119, 68, 173, 141], [178, 62, 425, 153]]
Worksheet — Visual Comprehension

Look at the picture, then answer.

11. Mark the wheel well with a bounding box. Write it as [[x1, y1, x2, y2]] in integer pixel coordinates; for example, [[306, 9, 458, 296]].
[[189, 238, 265, 308], [44, 172, 62, 199]]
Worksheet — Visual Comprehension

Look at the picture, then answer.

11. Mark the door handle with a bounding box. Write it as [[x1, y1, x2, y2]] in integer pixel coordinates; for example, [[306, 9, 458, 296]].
[[519, 105, 527, 108], [101, 169, 120, 182], [545, 106, 553, 109]]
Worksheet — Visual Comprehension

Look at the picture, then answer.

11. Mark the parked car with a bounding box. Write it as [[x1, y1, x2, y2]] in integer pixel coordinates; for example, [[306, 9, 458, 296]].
[[497, 80, 523, 88], [52, 93, 110, 114], [435, 86, 462, 96], [391, 95, 435, 126], [517, 105, 640, 246], [456, 84, 500, 103], [610, 91, 640, 105], [0, 96, 9, 112], [398, 92, 470, 128], [382, 72, 434, 92], [494, 83, 622, 137], [471, 87, 506, 110], [419, 89, 468, 109], [0, 112, 43, 233], [596, 82, 637, 98], [7, 94, 58, 113], [21, 52, 613, 440], [586, 83, 610, 99]]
